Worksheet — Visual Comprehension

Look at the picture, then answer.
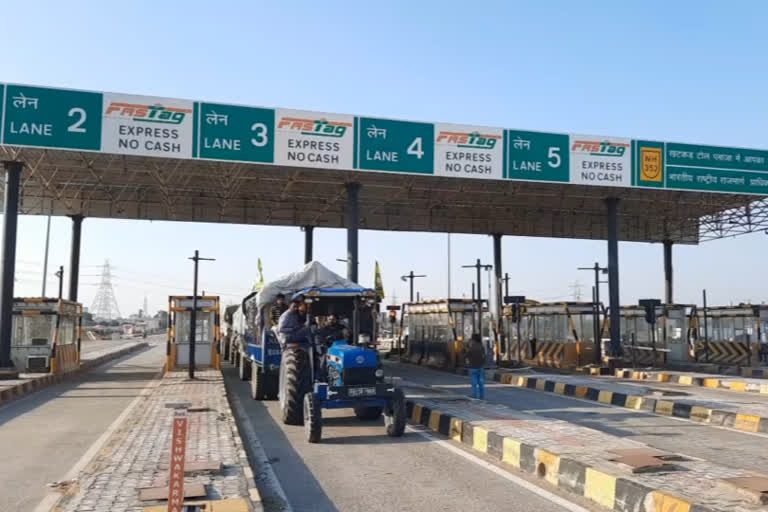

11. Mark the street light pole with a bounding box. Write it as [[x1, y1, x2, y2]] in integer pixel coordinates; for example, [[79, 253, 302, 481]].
[[578, 262, 607, 365], [400, 271, 426, 303], [55, 266, 64, 300], [188, 250, 215, 379], [462, 259, 492, 344]]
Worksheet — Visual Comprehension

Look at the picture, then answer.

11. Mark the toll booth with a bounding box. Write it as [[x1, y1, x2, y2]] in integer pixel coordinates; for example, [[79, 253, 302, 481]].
[[515, 302, 598, 368], [10, 298, 82, 374], [167, 296, 221, 371], [405, 299, 478, 369], [690, 305, 768, 366], [618, 305, 692, 366]]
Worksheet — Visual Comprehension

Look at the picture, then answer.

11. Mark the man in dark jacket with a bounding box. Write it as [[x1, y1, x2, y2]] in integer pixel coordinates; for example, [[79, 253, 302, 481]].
[[466, 334, 486, 399]]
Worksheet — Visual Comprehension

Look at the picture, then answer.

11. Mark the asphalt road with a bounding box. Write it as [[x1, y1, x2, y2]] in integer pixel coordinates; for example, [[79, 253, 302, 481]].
[[0, 336, 164, 512], [224, 365, 595, 512], [385, 361, 768, 473]]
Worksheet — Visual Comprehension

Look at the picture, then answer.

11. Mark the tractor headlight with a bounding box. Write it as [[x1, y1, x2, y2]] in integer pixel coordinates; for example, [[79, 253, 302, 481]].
[[375, 368, 384, 378]]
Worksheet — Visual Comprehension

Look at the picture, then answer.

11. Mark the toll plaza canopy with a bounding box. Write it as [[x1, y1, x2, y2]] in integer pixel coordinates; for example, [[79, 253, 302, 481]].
[[1, 82, 768, 243]]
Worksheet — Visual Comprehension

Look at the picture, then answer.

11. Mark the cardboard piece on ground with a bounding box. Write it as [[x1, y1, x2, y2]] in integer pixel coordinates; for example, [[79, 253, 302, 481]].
[[138, 482, 206, 501], [143, 497, 249, 512]]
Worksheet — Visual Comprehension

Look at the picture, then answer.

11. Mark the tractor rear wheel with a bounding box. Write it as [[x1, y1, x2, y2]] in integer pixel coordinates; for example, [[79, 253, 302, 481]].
[[280, 347, 311, 425], [354, 406, 383, 421], [250, 363, 264, 400], [265, 373, 279, 400], [304, 393, 322, 443], [385, 389, 406, 437]]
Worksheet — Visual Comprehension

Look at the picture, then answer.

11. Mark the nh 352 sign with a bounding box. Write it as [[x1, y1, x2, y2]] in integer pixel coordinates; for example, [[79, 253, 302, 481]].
[[2, 83, 767, 196]]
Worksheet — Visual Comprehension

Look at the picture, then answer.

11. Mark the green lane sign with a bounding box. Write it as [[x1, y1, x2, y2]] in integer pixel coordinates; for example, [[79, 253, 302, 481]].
[[1, 82, 768, 197], [664, 142, 768, 195], [506, 130, 569, 182], [2, 84, 101, 150], [357, 117, 434, 174], [196, 102, 274, 162]]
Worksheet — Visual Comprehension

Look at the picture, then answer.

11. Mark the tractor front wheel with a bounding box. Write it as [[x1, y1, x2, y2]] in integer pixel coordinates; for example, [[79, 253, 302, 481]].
[[385, 389, 406, 437], [304, 393, 322, 443], [354, 406, 383, 421]]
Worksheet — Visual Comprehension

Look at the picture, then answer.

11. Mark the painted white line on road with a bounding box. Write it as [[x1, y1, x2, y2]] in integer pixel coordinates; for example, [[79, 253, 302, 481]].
[[31, 356, 165, 512], [406, 425, 590, 512]]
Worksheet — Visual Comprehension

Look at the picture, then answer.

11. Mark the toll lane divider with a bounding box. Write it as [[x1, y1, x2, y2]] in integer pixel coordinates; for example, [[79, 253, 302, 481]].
[[0, 341, 149, 407], [612, 369, 768, 395], [405, 399, 715, 512], [492, 372, 768, 435]]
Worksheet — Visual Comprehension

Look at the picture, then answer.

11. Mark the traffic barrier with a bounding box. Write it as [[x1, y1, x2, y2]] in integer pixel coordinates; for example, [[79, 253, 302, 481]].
[[694, 341, 751, 365], [405, 399, 714, 512], [527, 342, 593, 369], [622, 345, 666, 366]]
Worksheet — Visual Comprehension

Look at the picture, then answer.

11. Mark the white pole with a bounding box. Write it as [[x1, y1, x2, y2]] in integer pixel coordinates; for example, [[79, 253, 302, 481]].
[[447, 233, 451, 299], [41, 215, 51, 297]]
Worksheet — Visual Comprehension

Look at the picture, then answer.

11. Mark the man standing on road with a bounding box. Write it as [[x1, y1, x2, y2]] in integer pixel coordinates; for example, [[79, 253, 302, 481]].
[[467, 334, 486, 399]]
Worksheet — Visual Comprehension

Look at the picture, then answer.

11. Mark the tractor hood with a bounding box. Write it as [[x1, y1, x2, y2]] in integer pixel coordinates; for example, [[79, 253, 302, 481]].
[[327, 341, 378, 368]]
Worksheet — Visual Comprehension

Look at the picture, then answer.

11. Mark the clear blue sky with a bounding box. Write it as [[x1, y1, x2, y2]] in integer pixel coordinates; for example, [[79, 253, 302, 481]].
[[4, 1, 768, 315]]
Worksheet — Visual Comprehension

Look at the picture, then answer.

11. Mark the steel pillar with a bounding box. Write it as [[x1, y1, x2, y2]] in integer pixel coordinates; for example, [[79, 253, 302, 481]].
[[0, 162, 22, 378], [68, 215, 84, 302], [492, 233, 503, 364], [346, 183, 360, 283], [606, 198, 622, 357], [303, 226, 314, 264], [663, 240, 673, 304]]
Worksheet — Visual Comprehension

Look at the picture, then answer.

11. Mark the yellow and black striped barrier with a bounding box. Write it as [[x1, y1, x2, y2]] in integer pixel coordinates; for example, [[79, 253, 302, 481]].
[[694, 341, 752, 365]]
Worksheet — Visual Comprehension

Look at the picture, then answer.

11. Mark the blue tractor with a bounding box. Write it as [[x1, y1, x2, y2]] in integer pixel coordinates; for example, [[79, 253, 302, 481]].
[[279, 287, 406, 443]]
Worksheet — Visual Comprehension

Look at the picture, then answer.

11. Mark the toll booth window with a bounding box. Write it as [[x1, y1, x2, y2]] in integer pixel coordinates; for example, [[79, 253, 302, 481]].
[[176, 312, 213, 342], [12, 316, 54, 345], [59, 317, 76, 344]]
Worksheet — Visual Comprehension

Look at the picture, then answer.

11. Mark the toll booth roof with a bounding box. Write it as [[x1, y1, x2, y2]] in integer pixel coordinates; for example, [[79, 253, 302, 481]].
[[698, 305, 768, 317]]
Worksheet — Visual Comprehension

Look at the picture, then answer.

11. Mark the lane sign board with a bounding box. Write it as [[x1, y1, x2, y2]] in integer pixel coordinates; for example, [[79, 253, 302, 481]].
[[275, 109, 354, 169], [197, 102, 274, 162], [2, 84, 102, 150], [434, 123, 504, 180], [101, 93, 194, 158], [569, 134, 632, 187], [1, 82, 767, 197], [357, 117, 434, 174], [506, 130, 569, 182]]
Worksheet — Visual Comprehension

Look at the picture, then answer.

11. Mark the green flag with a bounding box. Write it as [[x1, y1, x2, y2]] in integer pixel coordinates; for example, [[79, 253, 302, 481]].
[[374, 261, 385, 298], [253, 258, 264, 291]]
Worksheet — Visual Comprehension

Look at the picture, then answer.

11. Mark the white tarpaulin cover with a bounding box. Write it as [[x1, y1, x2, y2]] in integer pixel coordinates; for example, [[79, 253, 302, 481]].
[[251, 261, 361, 311]]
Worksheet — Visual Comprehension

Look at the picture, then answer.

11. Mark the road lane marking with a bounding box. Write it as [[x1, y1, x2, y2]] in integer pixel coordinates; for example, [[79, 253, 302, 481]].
[[406, 425, 590, 512]]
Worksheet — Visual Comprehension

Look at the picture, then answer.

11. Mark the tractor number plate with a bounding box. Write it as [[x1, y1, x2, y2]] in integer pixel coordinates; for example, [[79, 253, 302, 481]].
[[348, 387, 376, 397]]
